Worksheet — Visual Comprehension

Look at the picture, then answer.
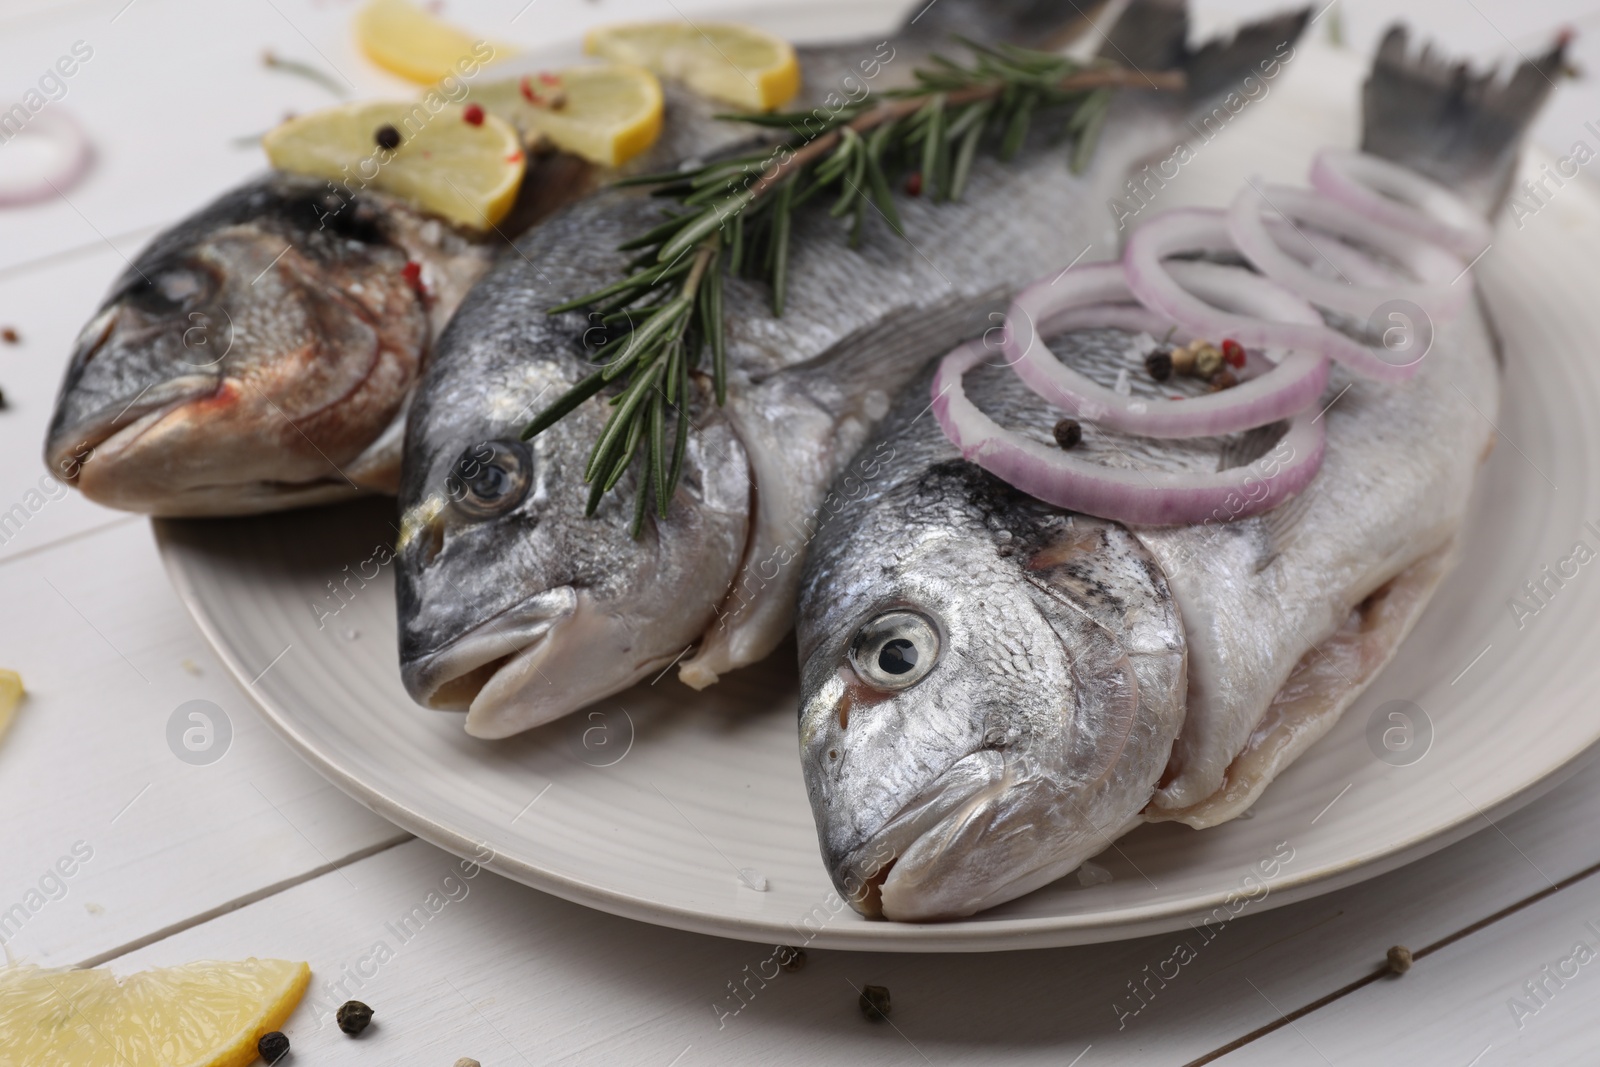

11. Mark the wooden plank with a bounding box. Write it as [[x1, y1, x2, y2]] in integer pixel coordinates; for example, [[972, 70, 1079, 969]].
[[77, 755, 1600, 1065], [0, 518, 404, 969]]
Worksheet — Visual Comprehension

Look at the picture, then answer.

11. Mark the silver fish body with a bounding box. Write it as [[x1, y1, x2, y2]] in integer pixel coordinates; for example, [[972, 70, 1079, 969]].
[[393, 0, 1290, 737], [794, 27, 1567, 920], [44, 150, 599, 518]]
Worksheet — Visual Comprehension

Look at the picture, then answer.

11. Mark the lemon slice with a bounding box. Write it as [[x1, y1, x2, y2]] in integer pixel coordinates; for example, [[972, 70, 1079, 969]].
[[263, 100, 526, 230], [355, 0, 511, 84], [0, 669, 20, 742], [584, 21, 800, 112], [468, 65, 663, 167], [0, 958, 310, 1067]]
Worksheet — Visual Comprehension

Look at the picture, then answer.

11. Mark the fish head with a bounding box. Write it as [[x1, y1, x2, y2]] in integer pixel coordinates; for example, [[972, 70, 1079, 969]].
[[395, 320, 751, 738], [798, 461, 1184, 920], [45, 174, 437, 514]]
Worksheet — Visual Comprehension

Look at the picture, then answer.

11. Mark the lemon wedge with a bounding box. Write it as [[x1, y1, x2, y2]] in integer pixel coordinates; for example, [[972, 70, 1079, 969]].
[[468, 64, 663, 167], [263, 100, 526, 230], [354, 0, 510, 84], [0, 669, 20, 742], [0, 958, 310, 1067], [584, 21, 800, 112]]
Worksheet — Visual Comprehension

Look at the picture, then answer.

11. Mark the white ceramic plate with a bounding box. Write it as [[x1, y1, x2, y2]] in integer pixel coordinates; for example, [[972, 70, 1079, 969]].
[[155, 8, 1600, 951]]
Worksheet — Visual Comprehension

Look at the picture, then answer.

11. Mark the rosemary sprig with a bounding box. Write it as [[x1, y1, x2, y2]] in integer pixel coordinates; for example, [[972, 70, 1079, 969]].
[[524, 41, 1183, 531]]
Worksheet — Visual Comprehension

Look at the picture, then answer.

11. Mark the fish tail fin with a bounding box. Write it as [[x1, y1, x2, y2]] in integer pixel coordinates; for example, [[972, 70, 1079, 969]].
[[1361, 25, 1570, 215], [899, 0, 1115, 49]]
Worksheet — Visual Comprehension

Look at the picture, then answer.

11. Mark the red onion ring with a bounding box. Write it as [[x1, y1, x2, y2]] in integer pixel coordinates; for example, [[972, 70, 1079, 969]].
[[1004, 260, 1330, 437], [931, 339, 1326, 526], [1309, 149, 1492, 260], [1228, 183, 1468, 320], [0, 109, 92, 207], [1123, 208, 1422, 383]]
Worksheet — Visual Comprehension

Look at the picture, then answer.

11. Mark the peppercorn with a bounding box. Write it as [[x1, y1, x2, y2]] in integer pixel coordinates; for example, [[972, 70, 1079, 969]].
[[546, 91, 568, 111], [0, 388, 8, 409], [778, 946, 807, 972], [337, 1000, 374, 1035], [455, 1060, 482, 1067], [257, 1030, 290, 1063], [1207, 369, 1238, 392], [375, 124, 401, 150], [905, 171, 923, 197], [1193, 343, 1223, 378], [519, 76, 537, 103], [401, 260, 425, 295], [859, 984, 891, 1021], [1387, 945, 1413, 975], [1, 327, 18, 344], [1144, 349, 1173, 381], [1052, 418, 1082, 450], [462, 103, 485, 127], [1170, 342, 1197, 376], [1221, 338, 1246, 369]]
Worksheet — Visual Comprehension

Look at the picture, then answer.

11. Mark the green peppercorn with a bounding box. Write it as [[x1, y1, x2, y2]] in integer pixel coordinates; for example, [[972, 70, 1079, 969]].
[[1193, 343, 1224, 378], [859, 984, 891, 1021], [1387, 945, 1413, 974]]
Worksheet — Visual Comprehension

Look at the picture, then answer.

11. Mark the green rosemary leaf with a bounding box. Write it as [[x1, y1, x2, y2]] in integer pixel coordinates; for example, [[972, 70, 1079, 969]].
[[669, 351, 691, 496], [1000, 91, 1035, 160], [770, 177, 796, 316], [657, 188, 756, 266], [944, 99, 988, 140], [601, 298, 690, 382], [650, 386, 668, 514], [586, 469, 608, 517], [949, 103, 988, 201], [863, 141, 902, 237], [586, 360, 663, 484], [547, 264, 666, 314], [1070, 90, 1112, 174], [919, 94, 946, 199], [706, 256, 726, 404], [603, 395, 649, 492], [521, 367, 607, 441], [616, 212, 694, 251], [727, 210, 745, 275]]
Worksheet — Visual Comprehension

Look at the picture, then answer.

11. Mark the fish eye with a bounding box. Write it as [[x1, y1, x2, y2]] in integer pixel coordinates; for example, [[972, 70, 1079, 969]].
[[849, 611, 940, 691], [447, 440, 533, 520], [122, 264, 217, 315]]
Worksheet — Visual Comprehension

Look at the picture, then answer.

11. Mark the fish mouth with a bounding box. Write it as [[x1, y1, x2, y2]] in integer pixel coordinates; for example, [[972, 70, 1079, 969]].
[[404, 585, 678, 738], [47, 374, 222, 484], [833, 749, 1016, 921], [402, 586, 578, 716]]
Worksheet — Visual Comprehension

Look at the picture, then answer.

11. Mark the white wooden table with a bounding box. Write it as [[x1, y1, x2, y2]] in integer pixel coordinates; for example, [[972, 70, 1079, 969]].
[[3, 0, 1598, 1063]]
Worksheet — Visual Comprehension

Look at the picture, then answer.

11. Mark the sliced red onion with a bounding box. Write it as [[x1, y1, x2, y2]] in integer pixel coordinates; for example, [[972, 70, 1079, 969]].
[[932, 339, 1326, 527], [1228, 183, 1468, 320], [1004, 260, 1329, 437], [1263, 217, 1394, 287], [1309, 149, 1491, 260], [0, 110, 92, 206], [1123, 208, 1423, 383]]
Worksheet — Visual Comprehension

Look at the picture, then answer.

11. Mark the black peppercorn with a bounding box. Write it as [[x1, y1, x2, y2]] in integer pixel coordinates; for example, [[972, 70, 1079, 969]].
[[1052, 418, 1082, 450], [859, 984, 891, 1021], [1144, 349, 1173, 381], [778, 946, 806, 973], [375, 124, 401, 150], [258, 1030, 290, 1063], [337, 999, 374, 1035]]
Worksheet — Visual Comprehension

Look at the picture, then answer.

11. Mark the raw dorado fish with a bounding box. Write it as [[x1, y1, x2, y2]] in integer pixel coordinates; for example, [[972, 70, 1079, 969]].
[[794, 28, 1564, 920], [41, 153, 607, 517], [395, 0, 1309, 738]]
